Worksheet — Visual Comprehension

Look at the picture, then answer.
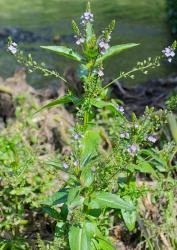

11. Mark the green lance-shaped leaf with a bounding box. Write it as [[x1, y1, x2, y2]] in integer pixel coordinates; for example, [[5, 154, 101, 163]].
[[97, 237, 115, 250], [41, 46, 83, 62], [80, 164, 94, 187], [80, 129, 101, 168], [96, 43, 139, 65], [67, 187, 84, 208], [43, 207, 62, 220], [90, 192, 135, 211], [121, 209, 136, 231], [42, 190, 68, 206], [69, 225, 91, 250], [86, 22, 94, 43], [35, 94, 81, 113], [167, 113, 177, 145]]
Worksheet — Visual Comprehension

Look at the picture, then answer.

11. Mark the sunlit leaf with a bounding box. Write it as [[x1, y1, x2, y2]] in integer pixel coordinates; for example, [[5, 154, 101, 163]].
[[41, 46, 83, 62], [42, 191, 68, 206], [36, 95, 80, 113], [80, 164, 94, 187], [121, 205, 136, 231], [86, 22, 94, 43], [96, 43, 139, 64], [80, 129, 101, 168], [97, 237, 115, 250], [90, 192, 135, 210], [67, 187, 84, 208], [167, 113, 177, 145], [69, 225, 91, 250]]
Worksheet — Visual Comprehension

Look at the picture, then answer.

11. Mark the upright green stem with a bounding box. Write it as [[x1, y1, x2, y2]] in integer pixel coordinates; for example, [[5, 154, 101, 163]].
[[84, 111, 89, 126]]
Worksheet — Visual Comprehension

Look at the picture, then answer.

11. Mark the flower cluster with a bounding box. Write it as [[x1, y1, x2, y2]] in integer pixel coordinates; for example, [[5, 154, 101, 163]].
[[97, 67, 104, 77], [147, 135, 157, 143], [117, 105, 125, 114], [98, 40, 110, 54], [162, 46, 175, 63], [63, 162, 69, 169], [75, 36, 85, 46], [127, 144, 139, 155], [74, 133, 80, 140], [8, 42, 17, 54], [120, 132, 129, 139], [81, 11, 94, 25]]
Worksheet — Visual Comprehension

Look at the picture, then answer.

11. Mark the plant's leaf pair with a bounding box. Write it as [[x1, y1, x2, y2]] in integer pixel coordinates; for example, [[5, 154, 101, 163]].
[[41, 43, 139, 64], [69, 221, 115, 250]]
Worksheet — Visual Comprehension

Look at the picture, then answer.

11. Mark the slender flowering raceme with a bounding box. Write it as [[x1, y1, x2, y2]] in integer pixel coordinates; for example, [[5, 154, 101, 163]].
[[162, 46, 175, 63], [8, 42, 17, 54], [102, 32, 111, 42]]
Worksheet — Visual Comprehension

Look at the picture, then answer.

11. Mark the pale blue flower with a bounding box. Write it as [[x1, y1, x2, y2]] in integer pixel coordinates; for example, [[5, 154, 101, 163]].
[[74, 160, 79, 166], [75, 37, 85, 45], [98, 40, 110, 54], [127, 144, 139, 155], [147, 135, 157, 143], [97, 69, 104, 77], [8, 42, 17, 54], [162, 46, 175, 63], [81, 11, 94, 25], [74, 133, 80, 140], [120, 132, 129, 139], [117, 105, 124, 114], [63, 162, 69, 169]]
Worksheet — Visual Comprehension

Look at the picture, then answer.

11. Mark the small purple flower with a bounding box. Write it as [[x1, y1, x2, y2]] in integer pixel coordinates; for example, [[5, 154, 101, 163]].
[[120, 132, 129, 139], [74, 160, 79, 166], [8, 42, 17, 54], [76, 37, 85, 45], [147, 135, 157, 143], [81, 11, 94, 25], [74, 133, 80, 140], [63, 162, 69, 169], [127, 144, 139, 155], [117, 105, 124, 114], [162, 46, 175, 63], [97, 69, 104, 77], [98, 40, 110, 54]]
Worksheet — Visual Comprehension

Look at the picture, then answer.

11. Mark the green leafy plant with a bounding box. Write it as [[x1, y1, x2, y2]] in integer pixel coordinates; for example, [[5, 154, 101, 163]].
[[0, 96, 60, 249], [8, 2, 177, 249]]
